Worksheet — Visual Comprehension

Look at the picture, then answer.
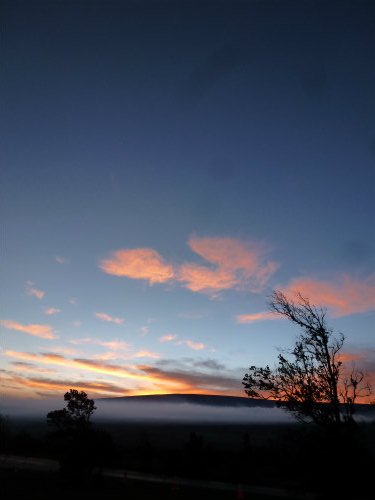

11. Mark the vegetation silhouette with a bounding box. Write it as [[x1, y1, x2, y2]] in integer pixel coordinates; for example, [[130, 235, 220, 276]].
[[243, 291, 373, 499], [47, 390, 115, 480], [243, 290, 371, 427], [47, 389, 96, 432]]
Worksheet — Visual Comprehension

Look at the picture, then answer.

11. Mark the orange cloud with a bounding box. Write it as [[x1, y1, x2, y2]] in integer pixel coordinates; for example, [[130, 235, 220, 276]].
[[25, 281, 45, 299], [134, 350, 161, 359], [236, 311, 279, 324], [95, 312, 125, 325], [45, 346, 79, 356], [337, 352, 364, 363], [5, 350, 72, 366], [189, 236, 258, 269], [178, 263, 235, 292], [3, 349, 248, 397], [5, 373, 129, 397], [159, 335, 207, 351], [137, 364, 242, 395], [282, 275, 375, 316], [4, 350, 143, 380], [178, 237, 278, 294], [160, 334, 177, 342], [44, 308, 61, 315], [3, 350, 208, 394], [100, 248, 174, 284], [99, 236, 278, 295], [1, 320, 55, 339], [99, 340, 130, 350], [11, 362, 56, 375], [69, 337, 130, 351], [183, 340, 206, 350]]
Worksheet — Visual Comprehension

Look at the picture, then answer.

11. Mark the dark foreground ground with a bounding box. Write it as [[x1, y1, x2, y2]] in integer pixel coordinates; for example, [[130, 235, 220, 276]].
[[0, 467, 298, 500], [1, 418, 374, 500]]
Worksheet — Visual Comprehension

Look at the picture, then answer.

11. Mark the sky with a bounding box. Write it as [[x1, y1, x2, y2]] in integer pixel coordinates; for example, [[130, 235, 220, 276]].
[[1, 0, 374, 402]]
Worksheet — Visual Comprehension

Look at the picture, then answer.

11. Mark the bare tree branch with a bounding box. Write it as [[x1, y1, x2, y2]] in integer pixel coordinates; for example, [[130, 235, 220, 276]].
[[243, 290, 372, 427]]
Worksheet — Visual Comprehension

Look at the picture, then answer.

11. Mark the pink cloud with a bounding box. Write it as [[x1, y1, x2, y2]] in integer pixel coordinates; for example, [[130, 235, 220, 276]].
[[25, 281, 45, 299], [99, 340, 130, 350], [282, 275, 375, 316], [0, 320, 55, 339], [11, 362, 56, 375], [44, 308, 61, 316], [69, 337, 130, 351], [100, 248, 174, 284], [183, 340, 206, 350], [95, 312, 125, 325], [100, 236, 278, 295], [337, 352, 364, 363], [178, 263, 235, 292], [134, 350, 161, 359], [3, 372, 129, 398], [236, 311, 279, 324], [55, 256, 67, 264], [160, 334, 177, 343], [178, 237, 278, 294]]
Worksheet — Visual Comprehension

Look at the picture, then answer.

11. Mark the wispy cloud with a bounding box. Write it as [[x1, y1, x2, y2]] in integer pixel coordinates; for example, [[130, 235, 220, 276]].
[[159, 334, 207, 350], [178, 236, 278, 294], [3, 372, 129, 397], [5, 351, 66, 365], [100, 248, 174, 284], [4, 350, 138, 379], [42, 346, 79, 356], [178, 263, 235, 292], [134, 350, 161, 359], [138, 363, 242, 394], [55, 256, 67, 264], [159, 334, 177, 343], [99, 340, 130, 350], [182, 340, 206, 350], [95, 312, 125, 325], [282, 274, 375, 317], [44, 308, 61, 316], [25, 281, 45, 300], [100, 236, 278, 296], [11, 362, 56, 375], [235, 311, 279, 324], [3, 350, 229, 394], [69, 337, 130, 351], [1, 320, 55, 339]]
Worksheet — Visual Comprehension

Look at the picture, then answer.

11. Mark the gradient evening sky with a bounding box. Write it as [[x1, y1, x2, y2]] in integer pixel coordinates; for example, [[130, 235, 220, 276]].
[[1, 0, 374, 401]]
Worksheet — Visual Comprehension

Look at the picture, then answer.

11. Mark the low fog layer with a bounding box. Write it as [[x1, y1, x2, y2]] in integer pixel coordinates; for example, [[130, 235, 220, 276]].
[[95, 400, 293, 423], [2, 398, 374, 424], [1, 397, 292, 423]]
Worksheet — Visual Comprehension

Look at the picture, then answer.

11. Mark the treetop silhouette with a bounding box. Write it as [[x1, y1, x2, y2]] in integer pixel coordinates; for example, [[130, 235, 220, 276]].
[[243, 291, 371, 427], [47, 389, 96, 432]]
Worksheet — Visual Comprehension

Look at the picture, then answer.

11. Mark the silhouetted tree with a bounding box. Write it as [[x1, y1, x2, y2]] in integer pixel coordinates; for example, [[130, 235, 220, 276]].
[[47, 390, 98, 478], [47, 389, 96, 432], [243, 291, 371, 427]]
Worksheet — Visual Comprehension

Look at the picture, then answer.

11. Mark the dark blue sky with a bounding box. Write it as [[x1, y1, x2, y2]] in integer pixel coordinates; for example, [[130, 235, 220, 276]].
[[1, 0, 374, 399]]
